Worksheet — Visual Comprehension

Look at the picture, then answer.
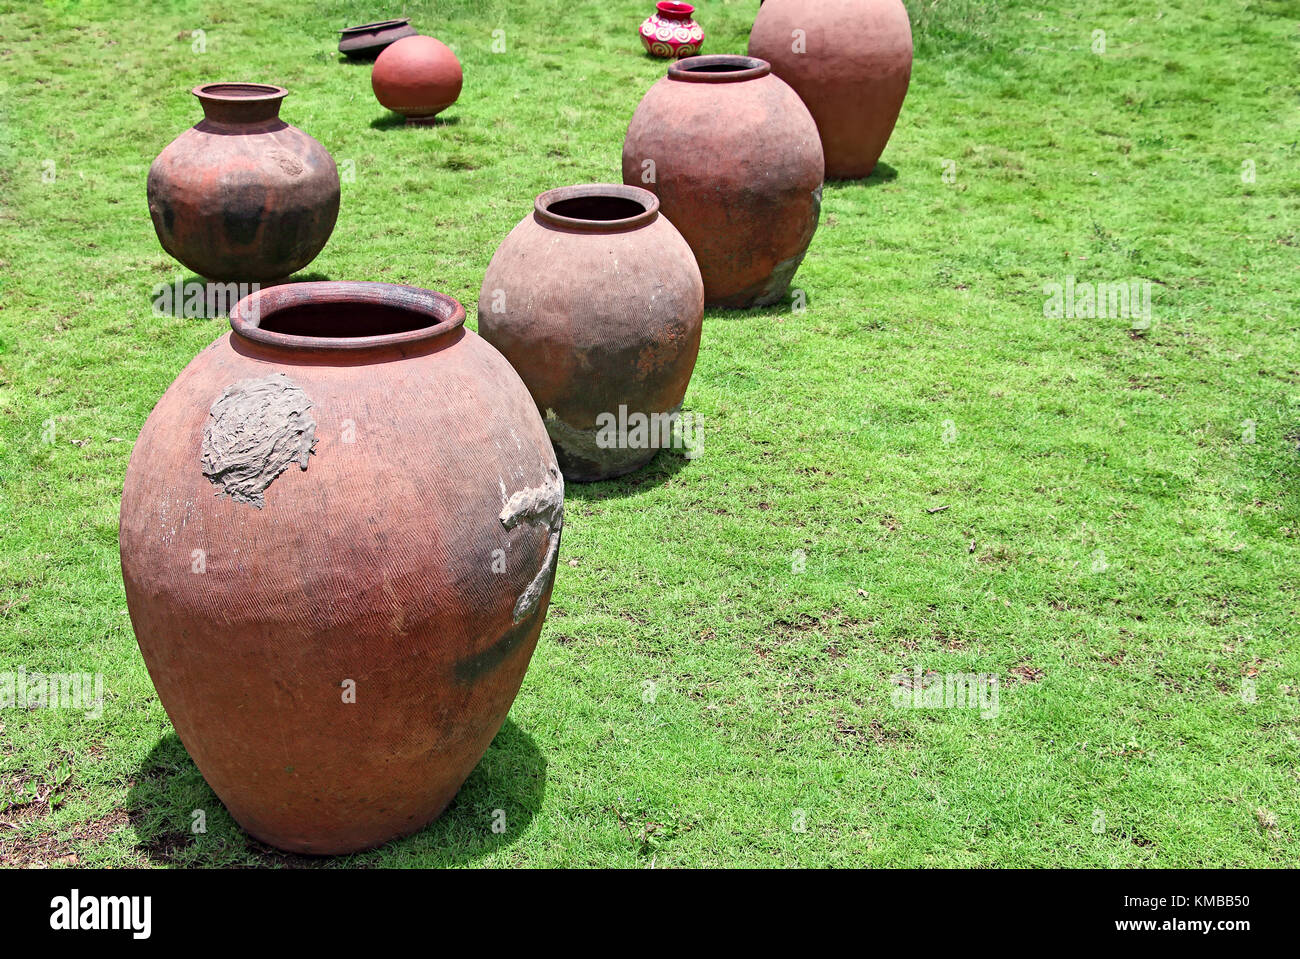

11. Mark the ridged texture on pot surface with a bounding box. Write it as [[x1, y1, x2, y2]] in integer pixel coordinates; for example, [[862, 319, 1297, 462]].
[[748, 0, 912, 180], [147, 83, 340, 283], [119, 282, 562, 854], [478, 184, 704, 482], [622, 55, 823, 308], [372, 35, 463, 123]]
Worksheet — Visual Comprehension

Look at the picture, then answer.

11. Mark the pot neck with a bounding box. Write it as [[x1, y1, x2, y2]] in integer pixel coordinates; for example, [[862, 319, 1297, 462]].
[[229, 282, 467, 360], [533, 184, 659, 234], [194, 83, 288, 126], [657, 2, 695, 20], [667, 55, 770, 83]]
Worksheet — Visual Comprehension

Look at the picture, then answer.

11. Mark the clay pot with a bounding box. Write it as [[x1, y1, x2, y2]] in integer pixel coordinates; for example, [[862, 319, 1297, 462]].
[[748, 0, 913, 179], [147, 83, 340, 283], [478, 184, 703, 482], [119, 282, 563, 854], [338, 18, 418, 60], [622, 55, 823, 308], [339, 19, 416, 59], [639, 2, 704, 59], [372, 35, 463, 124]]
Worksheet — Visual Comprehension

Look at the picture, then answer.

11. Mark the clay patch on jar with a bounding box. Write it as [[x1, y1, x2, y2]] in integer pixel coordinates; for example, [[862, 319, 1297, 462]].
[[200, 373, 317, 508], [498, 466, 565, 623]]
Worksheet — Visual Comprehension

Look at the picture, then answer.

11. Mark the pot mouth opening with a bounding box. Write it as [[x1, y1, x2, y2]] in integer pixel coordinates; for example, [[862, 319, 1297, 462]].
[[194, 82, 288, 102], [341, 19, 409, 33], [668, 55, 770, 83], [657, 2, 695, 15], [534, 184, 659, 232], [230, 282, 466, 353]]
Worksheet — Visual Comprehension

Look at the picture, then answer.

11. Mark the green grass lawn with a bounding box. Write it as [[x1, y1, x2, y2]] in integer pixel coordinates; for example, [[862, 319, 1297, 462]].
[[0, 0, 1297, 867]]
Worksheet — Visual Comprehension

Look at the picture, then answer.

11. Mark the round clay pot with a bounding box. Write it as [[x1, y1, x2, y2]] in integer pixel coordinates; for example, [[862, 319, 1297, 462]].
[[478, 184, 703, 482], [119, 282, 563, 855], [338, 18, 418, 60], [748, 0, 913, 179], [371, 35, 463, 124], [639, 2, 704, 59], [622, 55, 823, 309], [147, 83, 340, 283]]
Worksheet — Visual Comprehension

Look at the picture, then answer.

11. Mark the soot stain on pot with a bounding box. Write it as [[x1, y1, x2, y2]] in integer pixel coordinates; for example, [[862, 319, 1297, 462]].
[[222, 184, 267, 247], [201, 373, 316, 508], [453, 607, 544, 685]]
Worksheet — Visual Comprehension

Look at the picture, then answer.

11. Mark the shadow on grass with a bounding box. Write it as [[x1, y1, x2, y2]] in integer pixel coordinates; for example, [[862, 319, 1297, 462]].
[[565, 447, 695, 502], [700, 288, 813, 321], [127, 718, 545, 867], [824, 161, 898, 190], [370, 112, 461, 130], [145, 273, 334, 318]]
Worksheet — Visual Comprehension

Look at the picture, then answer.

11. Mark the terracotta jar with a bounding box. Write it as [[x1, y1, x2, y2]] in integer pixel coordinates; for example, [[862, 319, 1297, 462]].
[[338, 18, 418, 60], [622, 55, 823, 308], [639, 2, 704, 59], [478, 184, 703, 481], [372, 35, 463, 124], [748, 0, 913, 179], [147, 83, 340, 283], [119, 282, 563, 854]]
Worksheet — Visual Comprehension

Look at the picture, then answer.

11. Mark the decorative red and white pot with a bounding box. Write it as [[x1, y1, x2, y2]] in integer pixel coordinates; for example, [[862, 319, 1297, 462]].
[[640, 2, 704, 59]]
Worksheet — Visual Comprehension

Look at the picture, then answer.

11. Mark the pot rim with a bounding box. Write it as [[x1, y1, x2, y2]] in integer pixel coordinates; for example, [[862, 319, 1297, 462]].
[[192, 82, 289, 104], [656, 1, 696, 15], [668, 55, 769, 83], [533, 183, 660, 233], [340, 18, 411, 35], [230, 282, 466, 353]]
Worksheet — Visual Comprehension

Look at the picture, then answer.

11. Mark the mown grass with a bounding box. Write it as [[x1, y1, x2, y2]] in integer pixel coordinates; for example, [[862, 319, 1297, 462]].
[[0, 0, 1297, 867]]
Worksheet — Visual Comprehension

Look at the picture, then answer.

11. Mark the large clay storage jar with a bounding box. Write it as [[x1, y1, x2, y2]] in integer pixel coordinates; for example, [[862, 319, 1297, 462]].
[[622, 55, 823, 308], [478, 184, 703, 482], [147, 83, 340, 283], [119, 282, 563, 854], [748, 0, 913, 180]]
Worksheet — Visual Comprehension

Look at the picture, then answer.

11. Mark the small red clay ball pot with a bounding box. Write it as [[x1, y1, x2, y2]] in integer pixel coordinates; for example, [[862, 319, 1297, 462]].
[[639, 2, 704, 59], [749, 0, 913, 179], [147, 83, 340, 283], [371, 34, 463, 124], [120, 282, 562, 855], [622, 55, 823, 308], [478, 184, 704, 482]]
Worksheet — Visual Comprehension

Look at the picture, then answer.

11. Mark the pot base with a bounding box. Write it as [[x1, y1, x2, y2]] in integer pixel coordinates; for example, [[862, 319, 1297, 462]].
[[545, 406, 679, 483]]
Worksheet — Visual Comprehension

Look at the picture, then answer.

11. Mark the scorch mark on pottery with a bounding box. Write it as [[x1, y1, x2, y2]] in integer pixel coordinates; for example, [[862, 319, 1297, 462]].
[[200, 373, 316, 508], [499, 466, 564, 622]]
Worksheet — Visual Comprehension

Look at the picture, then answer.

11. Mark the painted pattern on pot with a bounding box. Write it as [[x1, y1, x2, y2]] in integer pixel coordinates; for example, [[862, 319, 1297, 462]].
[[120, 282, 561, 855], [147, 83, 340, 283], [749, 0, 913, 180], [639, 2, 704, 59], [622, 55, 823, 309], [478, 184, 704, 482], [338, 18, 418, 60], [371, 34, 463, 124]]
